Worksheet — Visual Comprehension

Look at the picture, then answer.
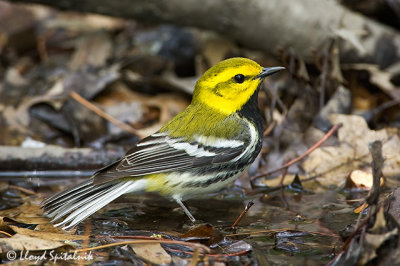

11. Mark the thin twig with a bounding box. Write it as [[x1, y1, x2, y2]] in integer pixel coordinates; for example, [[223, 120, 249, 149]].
[[252, 123, 342, 181], [318, 45, 330, 109], [353, 141, 384, 228], [165, 246, 251, 258], [188, 248, 201, 266], [279, 167, 289, 209], [99, 235, 166, 240], [231, 201, 254, 229], [70, 91, 145, 138], [226, 228, 340, 238], [8, 185, 36, 195], [333, 217, 369, 257], [327, 206, 380, 266], [367, 141, 384, 206], [75, 239, 210, 253], [0, 230, 12, 237]]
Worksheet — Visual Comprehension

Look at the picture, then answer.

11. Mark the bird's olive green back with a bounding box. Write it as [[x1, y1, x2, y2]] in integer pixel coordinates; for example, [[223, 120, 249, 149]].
[[160, 103, 244, 140]]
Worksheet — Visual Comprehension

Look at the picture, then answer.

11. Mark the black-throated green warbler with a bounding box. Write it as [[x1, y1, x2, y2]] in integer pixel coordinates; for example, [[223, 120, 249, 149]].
[[42, 57, 284, 229]]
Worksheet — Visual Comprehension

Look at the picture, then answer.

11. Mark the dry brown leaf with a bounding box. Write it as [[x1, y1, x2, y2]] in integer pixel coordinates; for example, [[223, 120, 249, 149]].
[[354, 202, 368, 214], [30, 223, 76, 235], [33, 6, 127, 32], [352, 84, 376, 110], [259, 174, 308, 188], [3, 79, 65, 131], [201, 33, 236, 66], [33, 223, 74, 234], [360, 228, 398, 265], [0, 202, 49, 225], [8, 226, 86, 241], [103, 101, 143, 134], [302, 114, 400, 187], [349, 170, 384, 190], [0, 233, 69, 252], [0, 1, 35, 52], [162, 71, 198, 94], [69, 32, 112, 70], [346, 64, 400, 100], [380, 135, 400, 176], [0, 217, 11, 232], [180, 224, 223, 245], [333, 28, 367, 55], [130, 243, 172, 264], [5, 67, 29, 86], [95, 83, 189, 136], [388, 188, 400, 225], [369, 207, 387, 234]]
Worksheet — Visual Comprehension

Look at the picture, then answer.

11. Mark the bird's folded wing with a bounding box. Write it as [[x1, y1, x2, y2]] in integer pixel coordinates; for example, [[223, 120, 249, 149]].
[[93, 133, 245, 185]]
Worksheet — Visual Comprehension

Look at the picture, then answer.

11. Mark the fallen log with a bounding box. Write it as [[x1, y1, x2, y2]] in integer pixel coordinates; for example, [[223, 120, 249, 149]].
[[8, 0, 400, 67], [0, 145, 124, 172]]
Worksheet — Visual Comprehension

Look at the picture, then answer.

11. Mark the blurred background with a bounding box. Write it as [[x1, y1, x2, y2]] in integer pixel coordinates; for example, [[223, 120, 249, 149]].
[[1, 0, 400, 265]]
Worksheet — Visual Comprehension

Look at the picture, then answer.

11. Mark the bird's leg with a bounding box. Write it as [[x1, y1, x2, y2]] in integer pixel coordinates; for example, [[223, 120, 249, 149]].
[[174, 198, 196, 222]]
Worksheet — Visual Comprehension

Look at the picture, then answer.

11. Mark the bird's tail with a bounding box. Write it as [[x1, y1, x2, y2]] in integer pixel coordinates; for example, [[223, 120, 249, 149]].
[[41, 178, 146, 230]]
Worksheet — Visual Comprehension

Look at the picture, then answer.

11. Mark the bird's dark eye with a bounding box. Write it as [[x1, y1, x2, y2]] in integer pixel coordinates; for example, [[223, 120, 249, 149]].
[[234, 74, 245, 83]]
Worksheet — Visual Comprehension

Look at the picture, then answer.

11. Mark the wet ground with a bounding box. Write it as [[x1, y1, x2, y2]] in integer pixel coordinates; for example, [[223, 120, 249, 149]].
[[0, 174, 360, 264]]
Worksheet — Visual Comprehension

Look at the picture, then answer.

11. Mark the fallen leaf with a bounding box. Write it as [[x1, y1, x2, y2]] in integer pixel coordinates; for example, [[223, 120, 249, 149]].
[[2, 78, 65, 132], [387, 187, 400, 225], [162, 71, 198, 94], [95, 83, 189, 136], [201, 34, 235, 66], [360, 228, 398, 265], [313, 86, 351, 131], [0, 233, 69, 252], [130, 243, 172, 265], [349, 169, 384, 190], [0, 1, 35, 52], [0, 202, 49, 225], [40, 10, 126, 32], [257, 174, 308, 188], [346, 64, 400, 100], [302, 114, 400, 187], [9, 226, 86, 241], [221, 240, 252, 255], [353, 202, 368, 214], [5, 67, 29, 86], [34, 223, 76, 234], [369, 207, 387, 234], [180, 224, 223, 245], [69, 32, 112, 70], [333, 28, 367, 55]]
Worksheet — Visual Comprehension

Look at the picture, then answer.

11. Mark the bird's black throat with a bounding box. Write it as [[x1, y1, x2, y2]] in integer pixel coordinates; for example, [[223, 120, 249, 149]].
[[237, 89, 264, 137]]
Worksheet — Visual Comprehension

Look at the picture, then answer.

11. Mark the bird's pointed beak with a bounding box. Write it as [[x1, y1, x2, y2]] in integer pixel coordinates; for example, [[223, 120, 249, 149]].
[[254, 66, 285, 80]]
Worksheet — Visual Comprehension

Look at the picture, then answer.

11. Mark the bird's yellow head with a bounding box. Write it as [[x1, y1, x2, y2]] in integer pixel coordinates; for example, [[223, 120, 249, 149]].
[[192, 57, 284, 115]]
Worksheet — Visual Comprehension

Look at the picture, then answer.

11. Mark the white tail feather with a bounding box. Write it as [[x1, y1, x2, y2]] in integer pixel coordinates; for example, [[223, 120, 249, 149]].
[[50, 188, 112, 221], [49, 179, 147, 229]]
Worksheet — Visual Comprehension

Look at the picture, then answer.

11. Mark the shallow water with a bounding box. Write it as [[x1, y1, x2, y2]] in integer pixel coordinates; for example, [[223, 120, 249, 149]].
[[2, 174, 382, 264]]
